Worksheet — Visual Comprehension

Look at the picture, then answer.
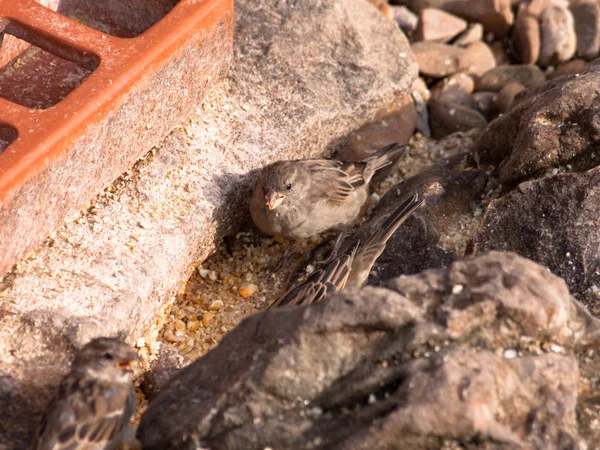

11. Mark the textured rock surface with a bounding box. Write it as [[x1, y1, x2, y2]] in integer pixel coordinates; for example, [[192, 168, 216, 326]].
[[138, 252, 597, 450], [473, 62, 600, 185], [0, 0, 417, 447], [472, 167, 600, 307]]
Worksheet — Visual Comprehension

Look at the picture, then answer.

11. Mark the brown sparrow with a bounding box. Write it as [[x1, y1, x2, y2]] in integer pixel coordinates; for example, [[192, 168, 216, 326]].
[[270, 193, 422, 307], [250, 142, 407, 239], [32, 338, 140, 450]]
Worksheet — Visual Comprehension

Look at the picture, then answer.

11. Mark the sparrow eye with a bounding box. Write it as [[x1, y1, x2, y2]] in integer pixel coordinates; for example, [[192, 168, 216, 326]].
[[103, 353, 114, 360], [286, 183, 292, 190]]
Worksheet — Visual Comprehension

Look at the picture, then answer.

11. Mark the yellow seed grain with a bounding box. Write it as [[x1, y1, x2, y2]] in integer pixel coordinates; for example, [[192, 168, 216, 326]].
[[239, 283, 257, 298], [202, 312, 214, 327], [209, 300, 224, 311]]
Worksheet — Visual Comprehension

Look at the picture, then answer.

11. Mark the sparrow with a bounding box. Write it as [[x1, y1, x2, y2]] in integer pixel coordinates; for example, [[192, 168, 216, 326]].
[[270, 193, 423, 307], [250, 142, 407, 239], [32, 338, 140, 450]]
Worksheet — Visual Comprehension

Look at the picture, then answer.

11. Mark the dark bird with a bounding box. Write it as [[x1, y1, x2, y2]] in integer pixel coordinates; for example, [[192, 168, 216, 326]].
[[270, 193, 423, 307], [32, 337, 140, 450], [250, 142, 407, 239]]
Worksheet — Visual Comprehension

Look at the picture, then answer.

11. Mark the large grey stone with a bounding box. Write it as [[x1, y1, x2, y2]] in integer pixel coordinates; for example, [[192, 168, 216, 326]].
[[0, 0, 417, 447], [472, 61, 600, 185], [472, 166, 600, 308], [138, 252, 596, 449]]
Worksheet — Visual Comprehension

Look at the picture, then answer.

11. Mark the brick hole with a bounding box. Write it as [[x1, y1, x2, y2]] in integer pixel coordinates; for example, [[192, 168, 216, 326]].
[[47, 0, 181, 38], [0, 21, 99, 110], [0, 123, 17, 153]]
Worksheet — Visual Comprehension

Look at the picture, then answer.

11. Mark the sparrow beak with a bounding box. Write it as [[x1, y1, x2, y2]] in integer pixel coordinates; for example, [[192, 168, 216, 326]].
[[116, 353, 141, 372], [265, 189, 285, 211]]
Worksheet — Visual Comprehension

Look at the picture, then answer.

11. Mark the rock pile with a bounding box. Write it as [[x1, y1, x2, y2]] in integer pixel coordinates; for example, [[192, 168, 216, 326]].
[[138, 252, 599, 449]]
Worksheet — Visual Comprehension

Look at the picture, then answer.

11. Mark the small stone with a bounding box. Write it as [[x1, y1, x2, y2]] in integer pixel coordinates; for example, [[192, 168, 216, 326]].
[[538, 5, 577, 67], [462, 41, 496, 77], [443, 0, 514, 37], [495, 82, 525, 114], [411, 42, 478, 78], [209, 300, 224, 311], [412, 77, 431, 103], [414, 8, 467, 43], [504, 349, 518, 359], [208, 271, 218, 281], [546, 58, 586, 80], [240, 283, 258, 298], [512, 2, 541, 64], [489, 41, 511, 65], [430, 73, 475, 107], [339, 94, 417, 161], [570, 0, 600, 60], [472, 91, 497, 121], [476, 65, 545, 92], [454, 23, 484, 47], [451, 284, 464, 294], [198, 268, 210, 278], [429, 99, 488, 139], [392, 5, 419, 35]]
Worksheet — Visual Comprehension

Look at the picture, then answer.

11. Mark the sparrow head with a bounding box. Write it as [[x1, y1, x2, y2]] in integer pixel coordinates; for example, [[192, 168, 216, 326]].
[[258, 161, 311, 211], [74, 337, 140, 382]]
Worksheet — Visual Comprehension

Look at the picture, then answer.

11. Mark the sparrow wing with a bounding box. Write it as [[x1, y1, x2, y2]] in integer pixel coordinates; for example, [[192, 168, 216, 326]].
[[303, 143, 407, 204], [346, 193, 423, 289], [270, 245, 358, 308], [33, 373, 133, 450], [304, 159, 367, 205]]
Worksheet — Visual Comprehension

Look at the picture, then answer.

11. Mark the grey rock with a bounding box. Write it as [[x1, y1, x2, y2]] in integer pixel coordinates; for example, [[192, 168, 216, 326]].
[[429, 99, 488, 139], [140, 344, 192, 401], [473, 62, 600, 185], [476, 64, 546, 92], [570, 0, 600, 60], [472, 167, 600, 307], [138, 251, 596, 450], [0, 0, 417, 447]]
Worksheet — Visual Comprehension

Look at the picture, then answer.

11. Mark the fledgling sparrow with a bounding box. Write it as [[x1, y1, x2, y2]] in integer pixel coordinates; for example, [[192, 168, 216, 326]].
[[250, 142, 407, 239], [270, 193, 423, 307], [32, 338, 140, 450]]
